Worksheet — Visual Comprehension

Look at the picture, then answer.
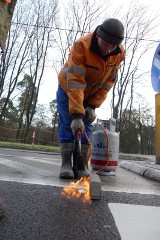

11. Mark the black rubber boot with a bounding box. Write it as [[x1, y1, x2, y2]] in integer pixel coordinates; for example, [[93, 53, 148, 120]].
[[0, 198, 5, 220], [59, 142, 74, 179], [77, 144, 90, 178]]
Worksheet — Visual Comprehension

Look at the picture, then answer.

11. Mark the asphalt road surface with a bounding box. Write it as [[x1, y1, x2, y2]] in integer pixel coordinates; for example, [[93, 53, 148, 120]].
[[0, 148, 160, 240]]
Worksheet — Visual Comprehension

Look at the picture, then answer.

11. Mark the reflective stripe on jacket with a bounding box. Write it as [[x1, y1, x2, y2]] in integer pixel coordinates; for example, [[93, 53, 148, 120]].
[[58, 32, 125, 116]]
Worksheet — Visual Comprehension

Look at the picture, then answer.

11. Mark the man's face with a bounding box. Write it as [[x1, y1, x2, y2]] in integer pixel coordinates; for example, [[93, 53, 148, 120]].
[[97, 37, 117, 56]]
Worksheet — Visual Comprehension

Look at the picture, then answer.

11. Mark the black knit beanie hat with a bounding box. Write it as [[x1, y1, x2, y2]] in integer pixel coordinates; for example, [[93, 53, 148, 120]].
[[96, 18, 124, 46]]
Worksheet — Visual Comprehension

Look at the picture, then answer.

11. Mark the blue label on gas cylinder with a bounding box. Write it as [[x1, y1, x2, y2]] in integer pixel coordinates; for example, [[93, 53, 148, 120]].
[[94, 142, 106, 148]]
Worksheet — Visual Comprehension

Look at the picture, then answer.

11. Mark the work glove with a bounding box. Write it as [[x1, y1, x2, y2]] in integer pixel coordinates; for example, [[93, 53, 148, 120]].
[[71, 119, 85, 135], [85, 107, 96, 123]]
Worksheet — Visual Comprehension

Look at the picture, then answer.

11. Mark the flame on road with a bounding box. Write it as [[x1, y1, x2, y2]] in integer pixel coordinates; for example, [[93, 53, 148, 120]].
[[61, 177, 91, 202]]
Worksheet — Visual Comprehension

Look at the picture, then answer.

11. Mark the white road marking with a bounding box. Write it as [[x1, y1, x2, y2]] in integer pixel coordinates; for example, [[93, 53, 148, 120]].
[[20, 156, 61, 166], [102, 184, 160, 196], [0, 158, 54, 174], [0, 157, 69, 187], [0, 153, 60, 163], [109, 203, 160, 240]]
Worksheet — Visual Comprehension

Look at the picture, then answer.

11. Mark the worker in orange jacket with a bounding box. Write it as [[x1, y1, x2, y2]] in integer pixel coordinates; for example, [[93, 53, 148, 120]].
[[56, 18, 126, 179]]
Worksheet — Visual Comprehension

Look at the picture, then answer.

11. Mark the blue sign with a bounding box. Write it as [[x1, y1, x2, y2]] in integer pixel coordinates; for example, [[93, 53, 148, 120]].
[[151, 43, 160, 92]]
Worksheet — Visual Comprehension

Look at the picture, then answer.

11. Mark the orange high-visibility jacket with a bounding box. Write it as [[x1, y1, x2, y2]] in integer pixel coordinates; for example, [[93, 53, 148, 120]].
[[58, 32, 125, 117]]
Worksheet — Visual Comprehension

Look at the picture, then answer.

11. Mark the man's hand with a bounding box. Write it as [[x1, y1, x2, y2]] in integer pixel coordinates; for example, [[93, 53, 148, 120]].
[[71, 119, 85, 135], [85, 107, 96, 123]]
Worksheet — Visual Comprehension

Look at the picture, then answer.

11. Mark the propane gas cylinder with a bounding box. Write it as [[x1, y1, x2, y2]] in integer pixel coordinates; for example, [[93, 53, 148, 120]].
[[90, 118, 119, 172]]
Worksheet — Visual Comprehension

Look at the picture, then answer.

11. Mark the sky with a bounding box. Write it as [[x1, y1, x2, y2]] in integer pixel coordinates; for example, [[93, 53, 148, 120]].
[[37, 0, 160, 120]]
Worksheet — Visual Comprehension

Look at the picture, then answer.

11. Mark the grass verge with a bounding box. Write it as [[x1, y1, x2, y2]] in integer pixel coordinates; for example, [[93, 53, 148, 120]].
[[0, 141, 60, 153]]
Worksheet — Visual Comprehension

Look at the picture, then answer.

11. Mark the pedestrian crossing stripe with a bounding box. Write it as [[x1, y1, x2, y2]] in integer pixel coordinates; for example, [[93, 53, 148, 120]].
[[109, 203, 160, 240]]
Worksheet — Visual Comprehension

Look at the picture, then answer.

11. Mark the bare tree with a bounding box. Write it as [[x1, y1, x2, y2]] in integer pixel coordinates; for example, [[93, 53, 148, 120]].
[[53, 0, 111, 72], [111, 2, 158, 131], [21, 0, 59, 141], [0, 1, 32, 125], [0, 0, 59, 140]]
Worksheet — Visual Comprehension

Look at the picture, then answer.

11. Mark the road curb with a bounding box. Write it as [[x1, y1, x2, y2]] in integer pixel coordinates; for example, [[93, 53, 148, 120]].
[[120, 161, 160, 182]]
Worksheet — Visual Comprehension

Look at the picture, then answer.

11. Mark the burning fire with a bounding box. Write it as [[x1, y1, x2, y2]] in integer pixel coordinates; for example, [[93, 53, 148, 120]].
[[61, 177, 91, 202]]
